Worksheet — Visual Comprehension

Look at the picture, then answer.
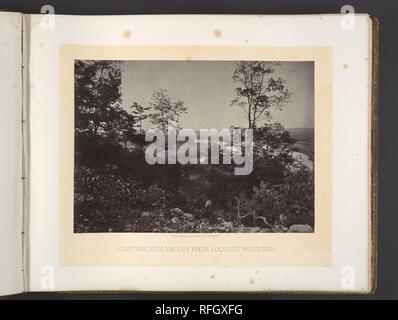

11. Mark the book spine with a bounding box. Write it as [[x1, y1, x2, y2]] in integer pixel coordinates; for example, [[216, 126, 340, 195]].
[[369, 16, 379, 294]]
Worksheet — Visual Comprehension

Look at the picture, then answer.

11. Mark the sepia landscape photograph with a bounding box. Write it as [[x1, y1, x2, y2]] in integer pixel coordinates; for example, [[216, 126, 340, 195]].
[[73, 60, 314, 233]]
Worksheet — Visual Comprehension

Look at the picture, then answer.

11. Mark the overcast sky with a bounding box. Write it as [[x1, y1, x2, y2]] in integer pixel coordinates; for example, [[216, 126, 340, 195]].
[[121, 60, 314, 129]]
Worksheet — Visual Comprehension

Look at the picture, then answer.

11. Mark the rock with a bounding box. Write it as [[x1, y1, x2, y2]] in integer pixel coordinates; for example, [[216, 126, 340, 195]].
[[288, 224, 313, 233], [141, 211, 152, 218], [258, 228, 273, 233], [280, 225, 289, 232], [171, 217, 179, 224], [238, 226, 261, 233], [212, 221, 234, 232], [170, 208, 183, 216], [271, 225, 289, 233], [221, 221, 234, 228], [183, 213, 195, 221], [272, 225, 289, 233]]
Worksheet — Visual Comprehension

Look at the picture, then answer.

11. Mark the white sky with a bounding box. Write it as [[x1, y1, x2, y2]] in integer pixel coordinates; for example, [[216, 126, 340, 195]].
[[121, 61, 314, 129]]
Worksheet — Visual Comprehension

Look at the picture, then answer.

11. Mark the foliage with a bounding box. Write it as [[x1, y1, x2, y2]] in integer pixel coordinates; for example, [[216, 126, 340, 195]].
[[148, 89, 188, 130], [239, 164, 314, 227], [230, 61, 291, 129], [75, 60, 122, 136]]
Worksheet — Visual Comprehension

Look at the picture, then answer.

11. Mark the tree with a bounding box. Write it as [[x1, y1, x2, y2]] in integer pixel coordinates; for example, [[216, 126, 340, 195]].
[[230, 61, 291, 129], [129, 102, 150, 134], [108, 108, 137, 147], [75, 61, 152, 149], [149, 89, 188, 131], [250, 122, 297, 185], [75, 60, 123, 137], [110, 102, 151, 148]]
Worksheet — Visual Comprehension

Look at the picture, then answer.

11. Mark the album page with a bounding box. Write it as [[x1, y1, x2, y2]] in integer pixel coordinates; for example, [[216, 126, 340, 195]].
[[27, 14, 373, 292], [0, 12, 24, 296]]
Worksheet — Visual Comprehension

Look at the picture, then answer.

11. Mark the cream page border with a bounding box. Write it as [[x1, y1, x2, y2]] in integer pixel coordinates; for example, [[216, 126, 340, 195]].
[[59, 45, 332, 267]]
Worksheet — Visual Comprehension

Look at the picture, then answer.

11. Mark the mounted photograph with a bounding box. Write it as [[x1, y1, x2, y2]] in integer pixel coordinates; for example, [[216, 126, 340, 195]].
[[73, 60, 314, 233]]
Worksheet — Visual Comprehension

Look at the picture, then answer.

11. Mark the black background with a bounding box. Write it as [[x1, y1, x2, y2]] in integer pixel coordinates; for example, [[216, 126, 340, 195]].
[[0, 0, 397, 300]]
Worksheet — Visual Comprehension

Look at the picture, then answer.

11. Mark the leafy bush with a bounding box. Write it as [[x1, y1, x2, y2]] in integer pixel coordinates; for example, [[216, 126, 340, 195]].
[[74, 166, 173, 232], [236, 163, 313, 227]]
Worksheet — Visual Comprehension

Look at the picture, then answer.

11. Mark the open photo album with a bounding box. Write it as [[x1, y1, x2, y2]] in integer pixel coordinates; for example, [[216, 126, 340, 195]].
[[0, 12, 377, 295]]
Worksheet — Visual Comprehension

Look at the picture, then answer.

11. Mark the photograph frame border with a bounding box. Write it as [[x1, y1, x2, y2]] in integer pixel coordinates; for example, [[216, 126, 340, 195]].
[[59, 45, 333, 268]]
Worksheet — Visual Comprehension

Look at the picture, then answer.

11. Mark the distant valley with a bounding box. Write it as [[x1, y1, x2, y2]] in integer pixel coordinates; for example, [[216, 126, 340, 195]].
[[287, 128, 314, 161]]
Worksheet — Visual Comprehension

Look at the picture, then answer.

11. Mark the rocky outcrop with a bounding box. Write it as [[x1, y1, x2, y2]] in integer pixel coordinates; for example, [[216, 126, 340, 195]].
[[135, 208, 309, 233], [288, 224, 313, 233]]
